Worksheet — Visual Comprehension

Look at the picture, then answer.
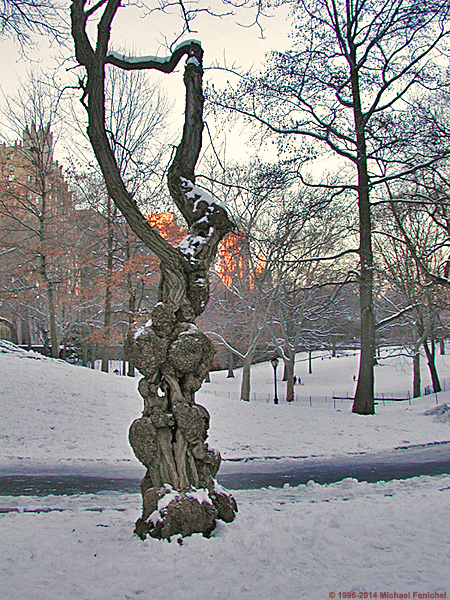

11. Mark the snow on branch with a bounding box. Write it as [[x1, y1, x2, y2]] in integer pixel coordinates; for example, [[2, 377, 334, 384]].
[[204, 331, 246, 360], [375, 304, 420, 330], [180, 177, 214, 208], [106, 39, 202, 72]]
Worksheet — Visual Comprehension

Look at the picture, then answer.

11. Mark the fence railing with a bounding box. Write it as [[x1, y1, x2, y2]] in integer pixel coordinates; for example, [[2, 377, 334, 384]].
[[198, 384, 448, 407], [424, 378, 449, 396]]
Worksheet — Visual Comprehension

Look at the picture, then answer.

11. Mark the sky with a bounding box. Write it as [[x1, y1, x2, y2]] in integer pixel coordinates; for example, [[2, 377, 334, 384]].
[[0, 0, 292, 164]]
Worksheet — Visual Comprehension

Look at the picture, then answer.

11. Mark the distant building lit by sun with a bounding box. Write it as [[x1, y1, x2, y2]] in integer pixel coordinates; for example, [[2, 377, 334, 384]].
[[147, 214, 265, 289], [218, 233, 266, 290], [146, 212, 187, 245]]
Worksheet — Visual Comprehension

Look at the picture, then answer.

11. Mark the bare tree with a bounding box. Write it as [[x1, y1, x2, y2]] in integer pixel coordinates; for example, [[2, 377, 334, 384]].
[[209, 0, 450, 414], [267, 193, 356, 402], [71, 0, 237, 539], [201, 160, 290, 402], [0, 0, 65, 48], [0, 74, 76, 357], [375, 199, 449, 395]]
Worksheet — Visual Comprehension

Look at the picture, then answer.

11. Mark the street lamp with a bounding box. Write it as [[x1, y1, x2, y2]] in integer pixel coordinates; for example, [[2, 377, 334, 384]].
[[271, 357, 279, 405]]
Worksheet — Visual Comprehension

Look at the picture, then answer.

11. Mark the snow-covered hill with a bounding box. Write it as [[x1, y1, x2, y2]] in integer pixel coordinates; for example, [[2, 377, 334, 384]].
[[1, 340, 450, 472]]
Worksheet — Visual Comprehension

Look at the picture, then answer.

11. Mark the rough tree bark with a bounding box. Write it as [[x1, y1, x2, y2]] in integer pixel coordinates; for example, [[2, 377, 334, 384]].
[[71, 0, 237, 540]]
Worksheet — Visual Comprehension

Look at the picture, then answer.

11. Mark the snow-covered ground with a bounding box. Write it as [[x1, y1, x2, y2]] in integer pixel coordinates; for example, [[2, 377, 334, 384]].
[[1, 340, 450, 599]]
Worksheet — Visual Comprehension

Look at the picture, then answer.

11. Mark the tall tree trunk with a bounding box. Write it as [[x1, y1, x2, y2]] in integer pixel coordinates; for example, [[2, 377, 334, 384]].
[[423, 338, 441, 393], [38, 189, 59, 359], [47, 281, 59, 358], [25, 320, 31, 349], [39, 252, 59, 358], [16, 320, 23, 345], [282, 360, 288, 381], [413, 348, 421, 398], [127, 358, 135, 377], [125, 237, 136, 377], [285, 352, 295, 402], [81, 340, 88, 367], [351, 59, 375, 416], [413, 323, 421, 398], [102, 197, 114, 372]]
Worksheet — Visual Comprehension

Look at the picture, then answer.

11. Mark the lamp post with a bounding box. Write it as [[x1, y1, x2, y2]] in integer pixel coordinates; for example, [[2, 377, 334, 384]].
[[271, 357, 279, 405]]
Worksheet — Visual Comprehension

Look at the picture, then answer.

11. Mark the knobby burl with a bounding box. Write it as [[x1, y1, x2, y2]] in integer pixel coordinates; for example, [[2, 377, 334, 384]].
[[126, 301, 237, 540]]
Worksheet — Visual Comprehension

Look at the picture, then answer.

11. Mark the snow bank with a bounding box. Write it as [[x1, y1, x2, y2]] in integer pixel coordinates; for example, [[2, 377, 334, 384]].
[[1, 475, 450, 599], [0, 342, 142, 473]]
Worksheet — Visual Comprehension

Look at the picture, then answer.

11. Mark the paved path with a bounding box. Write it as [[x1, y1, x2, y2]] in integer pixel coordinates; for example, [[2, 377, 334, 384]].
[[1, 442, 449, 496]]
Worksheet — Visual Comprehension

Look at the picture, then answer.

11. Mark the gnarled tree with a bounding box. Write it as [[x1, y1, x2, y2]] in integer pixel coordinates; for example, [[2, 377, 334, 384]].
[[70, 0, 237, 540]]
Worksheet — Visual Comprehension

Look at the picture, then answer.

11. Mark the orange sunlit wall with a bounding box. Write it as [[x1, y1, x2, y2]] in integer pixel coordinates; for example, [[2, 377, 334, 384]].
[[218, 233, 266, 290], [147, 214, 265, 288], [146, 212, 187, 245], [217, 233, 249, 288]]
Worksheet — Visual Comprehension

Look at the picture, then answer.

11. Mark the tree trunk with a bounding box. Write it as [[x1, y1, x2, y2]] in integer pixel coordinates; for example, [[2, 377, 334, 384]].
[[125, 237, 137, 377], [285, 353, 295, 402], [47, 281, 59, 358], [39, 241, 58, 358], [127, 361, 135, 377], [351, 60, 375, 416], [24, 320, 32, 349], [308, 350, 313, 375], [16, 320, 23, 345], [227, 348, 234, 378], [70, 13, 237, 539], [282, 360, 288, 381], [240, 353, 253, 401], [413, 347, 421, 398], [440, 339, 445, 355], [423, 338, 441, 393], [81, 340, 88, 367], [102, 197, 114, 373]]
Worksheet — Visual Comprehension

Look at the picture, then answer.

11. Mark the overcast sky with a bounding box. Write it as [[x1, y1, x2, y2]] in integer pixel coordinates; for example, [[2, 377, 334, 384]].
[[0, 1, 291, 162]]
